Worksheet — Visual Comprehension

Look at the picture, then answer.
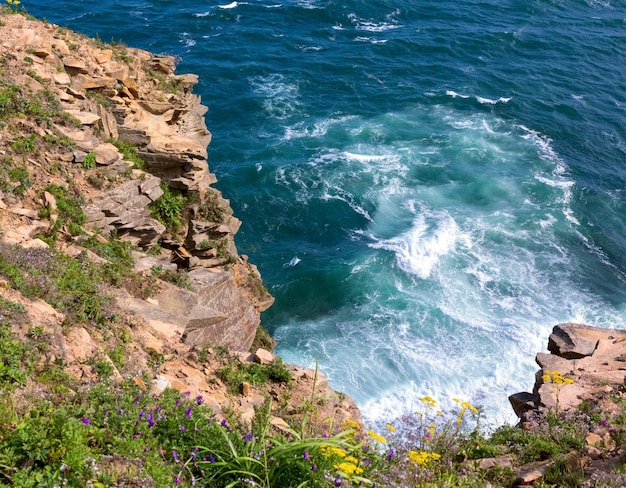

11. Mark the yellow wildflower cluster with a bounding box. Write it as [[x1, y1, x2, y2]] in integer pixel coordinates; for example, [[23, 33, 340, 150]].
[[453, 398, 479, 425], [341, 418, 361, 431], [452, 398, 479, 413], [419, 395, 437, 408], [5, 0, 20, 7], [385, 423, 396, 433], [542, 370, 574, 385], [408, 450, 441, 467], [367, 429, 387, 444], [334, 461, 364, 476], [320, 445, 347, 458]]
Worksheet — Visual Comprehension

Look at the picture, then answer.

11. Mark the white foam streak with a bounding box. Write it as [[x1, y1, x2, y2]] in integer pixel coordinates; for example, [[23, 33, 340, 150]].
[[371, 211, 459, 279], [476, 96, 512, 104], [219, 1, 238, 9]]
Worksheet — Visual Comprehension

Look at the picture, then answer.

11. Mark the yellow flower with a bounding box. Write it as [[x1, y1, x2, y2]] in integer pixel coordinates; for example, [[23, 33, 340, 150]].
[[367, 429, 387, 444], [542, 370, 575, 385], [341, 418, 361, 431], [334, 462, 363, 476], [385, 423, 396, 432], [321, 445, 347, 458], [419, 395, 437, 407], [408, 450, 441, 467], [345, 455, 359, 464]]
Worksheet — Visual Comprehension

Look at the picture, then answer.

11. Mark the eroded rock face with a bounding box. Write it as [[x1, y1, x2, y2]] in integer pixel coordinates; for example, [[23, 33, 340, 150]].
[[510, 323, 626, 419]]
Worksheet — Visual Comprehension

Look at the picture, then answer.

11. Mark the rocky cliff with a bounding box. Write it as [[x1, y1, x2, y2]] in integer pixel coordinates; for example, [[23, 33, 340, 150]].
[[0, 11, 361, 431]]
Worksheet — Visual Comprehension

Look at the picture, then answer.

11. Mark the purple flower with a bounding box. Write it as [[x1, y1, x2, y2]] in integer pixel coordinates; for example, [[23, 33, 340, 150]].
[[173, 450, 179, 462], [180, 425, 186, 433], [243, 432, 254, 443], [139, 411, 145, 418], [303, 451, 310, 462], [147, 413, 155, 427], [221, 419, 228, 427], [176, 399, 182, 407], [173, 475, 180, 484], [82, 417, 90, 425], [363, 459, 371, 466], [386, 448, 395, 462], [311, 464, 317, 472], [602, 419, 609, 427], [119, 409, 124, 416], [196, 395, 204, 405], [186, 407, 193, 418], [334, 474, 343, 486]]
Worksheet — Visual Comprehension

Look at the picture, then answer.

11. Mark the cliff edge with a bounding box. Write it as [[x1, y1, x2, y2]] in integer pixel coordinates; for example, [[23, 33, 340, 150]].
[[0, 10, 361, 433]]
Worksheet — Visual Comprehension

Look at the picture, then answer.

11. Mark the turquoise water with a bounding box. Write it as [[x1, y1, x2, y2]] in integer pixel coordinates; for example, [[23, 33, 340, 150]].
[[28, 0, 626, 424]]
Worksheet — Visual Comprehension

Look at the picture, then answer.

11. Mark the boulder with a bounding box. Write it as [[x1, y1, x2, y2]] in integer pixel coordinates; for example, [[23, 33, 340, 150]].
[[548, 323, 599, 359]]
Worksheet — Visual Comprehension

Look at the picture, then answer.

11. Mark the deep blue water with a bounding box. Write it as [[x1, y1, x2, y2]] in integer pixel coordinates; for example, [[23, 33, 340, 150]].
[[27, 0, 626, 424]]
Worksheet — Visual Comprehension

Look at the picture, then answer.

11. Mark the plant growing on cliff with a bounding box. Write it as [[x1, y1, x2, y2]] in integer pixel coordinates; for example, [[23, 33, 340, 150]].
[[149, 183, 188, 233], [40, 183, 87, 241], [109, 138, 144, 168]]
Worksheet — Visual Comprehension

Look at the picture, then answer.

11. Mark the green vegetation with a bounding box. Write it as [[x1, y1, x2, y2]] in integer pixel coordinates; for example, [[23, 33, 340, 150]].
[[109, 138, 144, 168], [151, 265, 194, 290], [40, 183, 87, 241], [81, 151, 96, 169], [0, 157, 31, 196], [217, 356, 292, 395], [196, 190, 226, 223], [0, 237, 136, 328], [149, 183, 188, 233]]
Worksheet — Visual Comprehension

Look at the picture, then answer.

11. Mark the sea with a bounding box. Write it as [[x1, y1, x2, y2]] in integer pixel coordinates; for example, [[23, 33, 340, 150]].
[[26, 0, 626, 427]]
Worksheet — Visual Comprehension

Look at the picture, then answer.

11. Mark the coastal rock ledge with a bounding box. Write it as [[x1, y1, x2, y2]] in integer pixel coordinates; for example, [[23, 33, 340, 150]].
[[510, 323, 626, 418]]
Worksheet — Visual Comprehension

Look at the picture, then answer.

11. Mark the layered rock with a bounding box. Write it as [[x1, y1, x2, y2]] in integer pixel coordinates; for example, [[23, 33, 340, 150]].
[[510, 323, 626, 418]]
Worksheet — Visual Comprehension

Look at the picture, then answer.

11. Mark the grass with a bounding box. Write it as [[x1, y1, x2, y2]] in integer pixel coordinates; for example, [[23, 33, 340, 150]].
[[216, 356, 292, 395], [0, 237, 137, 328]]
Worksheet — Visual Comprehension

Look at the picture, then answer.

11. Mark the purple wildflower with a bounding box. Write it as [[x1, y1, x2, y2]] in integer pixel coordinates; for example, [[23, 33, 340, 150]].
[[196, 395, 204, 405], [243, 432, 254, 442], [173, 475, 180, 484], [334, 474, 343, 486], [303, 451, 310, 462], [82, 417, 90, 425], [311, 464, 317, 472], [386, 448, 395, 462], [173, 450, 179, 462], [186, 407, 193, 418], [221, 419, 228, 427], [180, 425, 186, 433]]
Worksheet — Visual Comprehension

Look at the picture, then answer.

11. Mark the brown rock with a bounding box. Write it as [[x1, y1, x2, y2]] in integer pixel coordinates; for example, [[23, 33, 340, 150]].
[[548, 323, 599, 359], [515, 459, 553, 484], [254, 348, 275, 365], [93, 49, 113, 64], [63, 56, 88, 73], [94, 142, 120, 165]]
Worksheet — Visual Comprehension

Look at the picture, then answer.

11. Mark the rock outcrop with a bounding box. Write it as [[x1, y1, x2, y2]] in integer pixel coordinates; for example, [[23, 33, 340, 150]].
[[510, 323, 626, 418], [0, 11, 273, 351]]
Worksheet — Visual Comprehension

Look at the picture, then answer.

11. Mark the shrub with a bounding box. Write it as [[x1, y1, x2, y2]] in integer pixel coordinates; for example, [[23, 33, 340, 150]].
[[149, 184, 188, 233], [81, 151, 96, 169]]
